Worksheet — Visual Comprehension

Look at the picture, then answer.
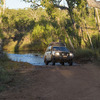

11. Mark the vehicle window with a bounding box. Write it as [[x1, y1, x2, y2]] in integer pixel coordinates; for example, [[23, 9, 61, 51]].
[[53, 47, 69, 52], [46, 47, 51, 52]]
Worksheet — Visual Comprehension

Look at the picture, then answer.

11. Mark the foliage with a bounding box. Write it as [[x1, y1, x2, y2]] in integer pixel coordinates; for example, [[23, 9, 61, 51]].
[[0, 66, 11, 84], [74, 48, 95, 62], [0, 53, 35, 92], [0, 53, 11, 92], [1, 0, 100, 53], [0, 29, 3, 38]]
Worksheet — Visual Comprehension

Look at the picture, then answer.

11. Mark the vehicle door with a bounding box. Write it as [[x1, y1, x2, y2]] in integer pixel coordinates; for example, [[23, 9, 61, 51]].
[[45, 46, 52, 61]]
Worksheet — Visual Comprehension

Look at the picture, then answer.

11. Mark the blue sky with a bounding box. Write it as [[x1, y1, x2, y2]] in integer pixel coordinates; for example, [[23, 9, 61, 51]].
[[6, 0, 32, 9]]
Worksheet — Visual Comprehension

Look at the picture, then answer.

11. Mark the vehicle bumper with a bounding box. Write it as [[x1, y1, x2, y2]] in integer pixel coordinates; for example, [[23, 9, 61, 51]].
[[53, 56, 73, 62]]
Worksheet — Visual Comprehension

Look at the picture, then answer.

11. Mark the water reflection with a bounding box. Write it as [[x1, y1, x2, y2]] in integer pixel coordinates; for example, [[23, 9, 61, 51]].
[[7, 51, 45, 65]]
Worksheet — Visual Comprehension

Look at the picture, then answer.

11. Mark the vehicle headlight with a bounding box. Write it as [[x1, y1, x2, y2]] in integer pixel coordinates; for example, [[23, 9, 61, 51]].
[[69, 53, 74, 57], [55, 52, 60, 56], [52, 52, 55, 55]]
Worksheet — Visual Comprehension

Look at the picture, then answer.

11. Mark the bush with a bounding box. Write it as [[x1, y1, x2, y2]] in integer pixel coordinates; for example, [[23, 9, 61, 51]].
[[94, 49, 100, 65], [74, 48, 95, 62], [0, 66, 12, 92], [0, 53, 12, 92], [0, 66, 11, 83], [0, 53, 10, 62]]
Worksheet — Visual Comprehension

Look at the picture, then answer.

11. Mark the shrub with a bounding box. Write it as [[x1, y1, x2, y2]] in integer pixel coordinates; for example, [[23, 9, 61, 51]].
[[0, 53, 12, 92], [74, 48, 95, 62], [0, 66, 12, 92], [0, 53, 10, 62], [0, 66, 11, 84]]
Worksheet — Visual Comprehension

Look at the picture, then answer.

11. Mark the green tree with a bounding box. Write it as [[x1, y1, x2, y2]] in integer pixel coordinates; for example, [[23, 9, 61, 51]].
[[23, 0, 89, 49], [0, 0, 4, 55]]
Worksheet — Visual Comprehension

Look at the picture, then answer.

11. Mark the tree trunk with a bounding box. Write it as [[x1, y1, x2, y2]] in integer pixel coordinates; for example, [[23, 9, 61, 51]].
[[95, 8, 100, 30], [66, 34, 75, 50], [66, 0, 76, 30], [0, 8, 2, 55], [0, 7, 2, 23], [3, 0, 6, 14], [94, 8, 100, 47], [87, 31, 94, 49], [0, 38, 3, 56], [87, 0, 100, 9], [68, 9, 76, 30], [0, 1, 4, 56], [85, 21, 94, 49], [80, 27, 87, 47], [62, 27, 75, 50]]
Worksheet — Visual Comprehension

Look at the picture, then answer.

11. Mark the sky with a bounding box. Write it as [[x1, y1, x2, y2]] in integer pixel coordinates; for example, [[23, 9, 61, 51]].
[[6, 0, 32, 9], [6, 0, 68, 9], [5, 0, 100, 9]]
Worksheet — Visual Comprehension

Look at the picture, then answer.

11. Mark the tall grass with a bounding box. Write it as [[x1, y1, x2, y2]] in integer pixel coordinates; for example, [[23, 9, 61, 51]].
[[0, 52, 33, 92], [0, 66, 10, 83], [74, 48, 99, 63], [0, 53, 12, 92]]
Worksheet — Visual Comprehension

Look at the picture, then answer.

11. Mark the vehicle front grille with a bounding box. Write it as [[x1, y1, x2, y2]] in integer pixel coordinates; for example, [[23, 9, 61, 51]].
[[60, 52, 69, 56]]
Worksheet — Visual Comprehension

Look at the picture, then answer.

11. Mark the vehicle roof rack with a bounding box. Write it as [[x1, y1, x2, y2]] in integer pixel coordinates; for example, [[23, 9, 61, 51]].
[[49, 42, 65, 47]]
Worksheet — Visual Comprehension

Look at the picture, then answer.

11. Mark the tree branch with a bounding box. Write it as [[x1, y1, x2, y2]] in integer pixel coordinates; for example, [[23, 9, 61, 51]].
[[54, 4, 68, 10]]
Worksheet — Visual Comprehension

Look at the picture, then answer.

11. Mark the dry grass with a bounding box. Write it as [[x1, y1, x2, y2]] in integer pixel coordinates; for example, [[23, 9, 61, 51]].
[[0, 54, 33, 92]]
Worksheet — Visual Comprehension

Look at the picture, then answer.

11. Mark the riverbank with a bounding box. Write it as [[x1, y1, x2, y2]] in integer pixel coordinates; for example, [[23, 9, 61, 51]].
[[3, 34, 46, 52], [0, 57, 34, 92], [0, 51, 100, 92]]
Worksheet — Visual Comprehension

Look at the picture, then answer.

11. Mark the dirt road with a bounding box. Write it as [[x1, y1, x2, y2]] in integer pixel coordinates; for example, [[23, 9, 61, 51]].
[[0, 63, 100, 100]]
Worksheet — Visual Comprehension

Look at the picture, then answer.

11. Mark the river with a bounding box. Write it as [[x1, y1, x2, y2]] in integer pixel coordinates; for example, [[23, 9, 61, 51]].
[[7, 51, 77, 66], [7, 51, 45, 66]]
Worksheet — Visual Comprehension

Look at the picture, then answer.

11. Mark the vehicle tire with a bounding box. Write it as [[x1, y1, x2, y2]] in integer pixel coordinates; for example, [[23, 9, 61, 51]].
[[68, 60, 73, 66], [45, 60, 49, 65], [52, 57, 55, 65], [44, 57, 49, 65], [60, 62, 64, 65], [52, 61, 55, 65]]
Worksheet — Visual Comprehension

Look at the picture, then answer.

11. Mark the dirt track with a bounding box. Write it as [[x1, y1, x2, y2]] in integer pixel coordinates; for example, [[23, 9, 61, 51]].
[[0, 63, 100, 100]]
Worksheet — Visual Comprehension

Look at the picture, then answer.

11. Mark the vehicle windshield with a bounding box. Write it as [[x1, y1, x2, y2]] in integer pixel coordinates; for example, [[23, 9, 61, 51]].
[[53, 47, 69, 52]]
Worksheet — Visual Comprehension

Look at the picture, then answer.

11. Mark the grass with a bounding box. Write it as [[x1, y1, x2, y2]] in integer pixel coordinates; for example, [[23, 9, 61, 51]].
[[74, 48, 99, 63], [0, 53, 34, 92], [0, 66, 12, 84], [95, 57, 100, 66], [0, 53, 13, 92]]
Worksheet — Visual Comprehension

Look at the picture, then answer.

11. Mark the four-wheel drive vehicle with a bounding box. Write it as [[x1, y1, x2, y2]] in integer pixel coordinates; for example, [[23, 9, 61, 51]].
[[44, 42, 74, 66]]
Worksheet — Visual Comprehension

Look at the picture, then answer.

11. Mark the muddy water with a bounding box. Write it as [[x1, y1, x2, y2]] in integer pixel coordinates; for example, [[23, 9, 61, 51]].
[[7, 51, 77, 66]]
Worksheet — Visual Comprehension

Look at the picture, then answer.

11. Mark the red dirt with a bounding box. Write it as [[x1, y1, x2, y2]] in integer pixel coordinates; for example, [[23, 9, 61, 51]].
[[0, 63, 100, 100]]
